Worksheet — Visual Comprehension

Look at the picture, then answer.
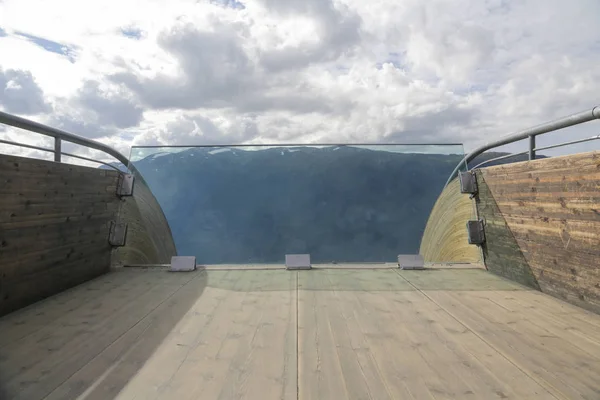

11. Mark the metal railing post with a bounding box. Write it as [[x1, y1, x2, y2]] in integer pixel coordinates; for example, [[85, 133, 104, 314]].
[[445, 106, 600, 187], [0, 110, 129, 166], [54, 137, 61, 162], [528, 135, 536, 160]]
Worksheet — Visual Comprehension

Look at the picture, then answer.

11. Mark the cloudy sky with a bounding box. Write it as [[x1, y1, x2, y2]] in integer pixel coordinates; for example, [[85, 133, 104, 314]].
[[1, 0, 600, 164]]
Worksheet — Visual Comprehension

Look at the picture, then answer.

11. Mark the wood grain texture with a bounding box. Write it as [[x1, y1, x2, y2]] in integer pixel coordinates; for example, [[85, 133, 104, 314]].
[[420, 179, 482, 263], [111, 170, 177, 266], [114, 269, 297, 400], [2, 268, 600, 400], [476, 150, 600, 314], [0, 155, 120, 316]]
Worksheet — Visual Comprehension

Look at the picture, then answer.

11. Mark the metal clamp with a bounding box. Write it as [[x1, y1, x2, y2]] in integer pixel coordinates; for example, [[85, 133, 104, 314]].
[[117, 174, 135, 197], [466, 219, 486, 245], [109, 221, 128, 247], [459, 171, 478, 195]]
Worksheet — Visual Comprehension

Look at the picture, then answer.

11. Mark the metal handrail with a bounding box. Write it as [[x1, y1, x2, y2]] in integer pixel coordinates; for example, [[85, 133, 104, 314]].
[[0, 138, 123, 172], [471, 134, 600, 170], [445, 106, 600, 186], [0, 110, 129, 166]]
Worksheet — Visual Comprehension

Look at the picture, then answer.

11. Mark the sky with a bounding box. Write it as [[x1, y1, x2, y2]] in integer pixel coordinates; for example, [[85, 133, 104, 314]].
[[1, 0, 600, 165]]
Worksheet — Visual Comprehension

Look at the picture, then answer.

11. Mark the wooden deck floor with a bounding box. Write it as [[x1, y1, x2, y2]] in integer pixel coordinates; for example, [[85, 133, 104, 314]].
[[1, 267, 599, 399]]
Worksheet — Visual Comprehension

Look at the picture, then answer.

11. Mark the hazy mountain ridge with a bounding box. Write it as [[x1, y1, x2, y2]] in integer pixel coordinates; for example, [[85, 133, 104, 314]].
[[129, 146, 463, 263], [101, 148, 547, 263]]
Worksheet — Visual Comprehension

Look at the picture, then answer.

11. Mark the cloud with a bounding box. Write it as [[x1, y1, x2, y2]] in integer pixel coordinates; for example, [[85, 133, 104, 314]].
[[76, 80, 143, 129], [47, 114, 113, 139], [257, 0, 362, 71], [132, 112, 259, 146], [111, 21, 338, 115], [384, 106, 476, 144], [112, 22, 256, 110], [1, 0, 600, 159], [0, 67, 51, 114], [43, 80, 144, 140]]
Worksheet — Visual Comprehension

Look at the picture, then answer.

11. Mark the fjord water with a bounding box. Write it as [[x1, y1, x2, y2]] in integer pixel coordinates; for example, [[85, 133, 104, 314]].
[[129, 145, 465, 264]]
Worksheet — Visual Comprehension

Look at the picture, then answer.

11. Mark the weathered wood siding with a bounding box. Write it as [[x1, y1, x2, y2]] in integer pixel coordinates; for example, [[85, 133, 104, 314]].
[[111, 170, 177, 266], [420, 179, 482, 263], [476, 151, 600, 313], [0, 155, 120, 316]]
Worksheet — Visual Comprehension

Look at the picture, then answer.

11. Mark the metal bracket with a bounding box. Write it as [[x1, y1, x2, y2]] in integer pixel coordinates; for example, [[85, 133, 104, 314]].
[[170, 256, 197, 272], [117, 174, 135, 197], [459, 171, 478, 194], [397, 254, 425, 270], [285, 254, 312, 270], [109, 221, 128, 247], [467, 219, 486, 245]]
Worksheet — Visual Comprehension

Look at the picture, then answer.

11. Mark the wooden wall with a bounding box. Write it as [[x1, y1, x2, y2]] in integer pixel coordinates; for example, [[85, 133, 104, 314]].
[[476, 151, 600, 313], [111, 170, 177, 266], [0, 155, 120, 316], [420, 179, 482, 263]]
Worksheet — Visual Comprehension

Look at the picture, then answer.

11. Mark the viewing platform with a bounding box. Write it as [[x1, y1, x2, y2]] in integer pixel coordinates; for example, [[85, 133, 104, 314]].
[[2, 265, 599, 400]]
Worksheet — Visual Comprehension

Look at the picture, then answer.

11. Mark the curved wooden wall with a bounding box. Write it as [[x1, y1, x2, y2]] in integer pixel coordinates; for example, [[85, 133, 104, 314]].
[[0, 154, 177, 315], [420, 179, 482, 263], [476, 150, 600, 314], [0, 155, 121, 316], [111, 171, 177, 266]]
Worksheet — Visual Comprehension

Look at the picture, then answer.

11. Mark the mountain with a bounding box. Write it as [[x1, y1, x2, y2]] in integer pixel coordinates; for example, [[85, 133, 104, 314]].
[[131, 146, 463, 264]]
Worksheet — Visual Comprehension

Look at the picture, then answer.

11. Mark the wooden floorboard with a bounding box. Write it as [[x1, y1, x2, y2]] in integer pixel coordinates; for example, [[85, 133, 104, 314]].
[[425, 289, 600, 399], [298, 269, 556, 400], [1, 268, 600, 399], [114, 269, 297, 400]]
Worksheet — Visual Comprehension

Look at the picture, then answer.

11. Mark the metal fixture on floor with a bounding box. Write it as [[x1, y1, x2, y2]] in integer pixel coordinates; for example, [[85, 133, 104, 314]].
[[285, 254, 312, 270], [398, 254, 425, 270], [170, 256, 197, 272]]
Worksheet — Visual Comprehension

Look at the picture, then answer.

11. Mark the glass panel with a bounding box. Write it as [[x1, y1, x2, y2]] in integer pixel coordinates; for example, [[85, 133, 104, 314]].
[[129, 144, 465, 264]]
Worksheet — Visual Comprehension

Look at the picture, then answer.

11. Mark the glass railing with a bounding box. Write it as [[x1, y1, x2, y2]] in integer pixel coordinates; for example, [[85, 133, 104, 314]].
[[129, 144, 465, 264]]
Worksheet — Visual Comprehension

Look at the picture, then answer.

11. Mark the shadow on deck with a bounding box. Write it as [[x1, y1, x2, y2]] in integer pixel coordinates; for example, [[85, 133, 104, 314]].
[[1, 267, 600, 399]]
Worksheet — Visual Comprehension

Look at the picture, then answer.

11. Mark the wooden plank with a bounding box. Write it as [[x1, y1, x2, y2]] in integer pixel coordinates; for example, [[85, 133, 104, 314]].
[[297, 269, 555, 399], [1, 242, 112, 280], [476, 154, 600, 312], [0, 224, 109, 253], [5, 268, 600, 400], [381, 289, 555, 399], [114, 270, 297, 400], [507, 289, 600, 330], [0, 183, 118, 195], [0, 193, 118, 206], [44, 271, 205, 400], [0, 271, 142, 347], [481, 151, 600, 176], [0, 212, 115, 230], [398, 269, 526, 291], [0, 204, 118, 224], [0, 175, 118, 191], [344, 287, 547, 399], [298, 274, 359, 400], [426, 289, 600, 399], [486, 290, 600, 361], [0, 250, 111, 315], [0, 270, 197, 400]]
